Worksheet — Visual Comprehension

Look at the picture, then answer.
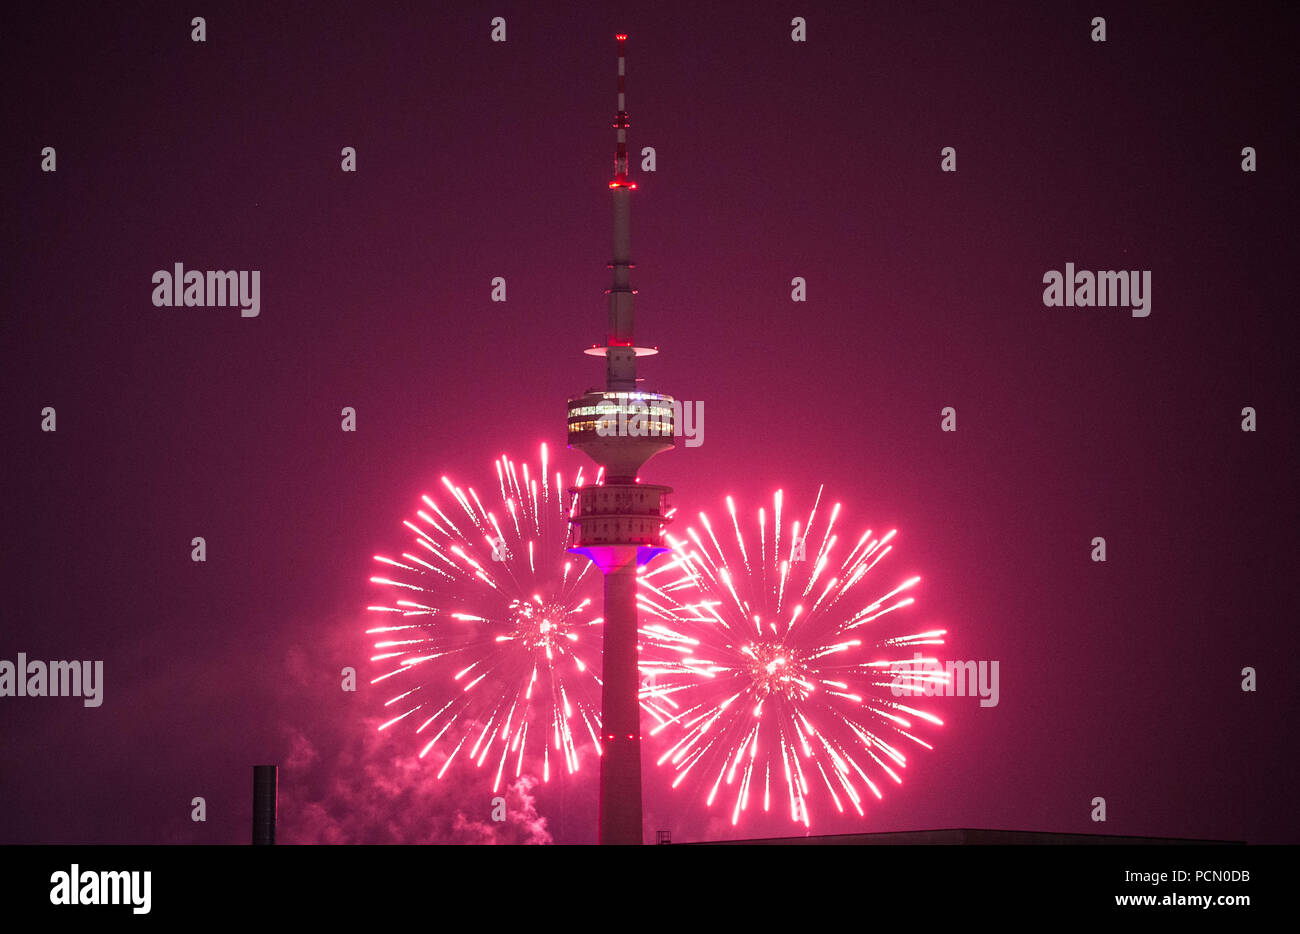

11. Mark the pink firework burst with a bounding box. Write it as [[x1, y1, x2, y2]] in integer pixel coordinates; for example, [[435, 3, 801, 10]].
[[637, 486, 949, 828], [366, 444, 607, 790]]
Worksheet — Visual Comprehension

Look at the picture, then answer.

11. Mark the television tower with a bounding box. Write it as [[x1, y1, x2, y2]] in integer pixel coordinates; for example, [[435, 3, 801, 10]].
[[566, 34, 676, 846]]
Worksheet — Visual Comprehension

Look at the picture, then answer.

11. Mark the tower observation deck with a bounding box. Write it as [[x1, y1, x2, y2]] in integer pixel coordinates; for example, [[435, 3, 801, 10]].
[[566, 34, 673, 846]]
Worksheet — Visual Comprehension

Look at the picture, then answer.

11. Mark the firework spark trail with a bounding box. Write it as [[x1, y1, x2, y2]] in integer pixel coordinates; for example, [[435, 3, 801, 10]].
[[367, 444, 606, 790], [638, 487, 949, 827]]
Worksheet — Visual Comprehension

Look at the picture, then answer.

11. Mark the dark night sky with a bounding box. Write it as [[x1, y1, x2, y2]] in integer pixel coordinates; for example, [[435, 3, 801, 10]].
[[2, 1, 1297, 844]]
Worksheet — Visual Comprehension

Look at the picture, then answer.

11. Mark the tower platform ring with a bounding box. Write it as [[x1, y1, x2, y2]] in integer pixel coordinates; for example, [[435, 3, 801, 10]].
[[584, 345, 659, 357]]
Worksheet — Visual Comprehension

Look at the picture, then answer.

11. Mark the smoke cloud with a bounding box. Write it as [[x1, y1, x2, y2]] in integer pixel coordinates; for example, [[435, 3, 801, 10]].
[[279, 714, 552, 844]]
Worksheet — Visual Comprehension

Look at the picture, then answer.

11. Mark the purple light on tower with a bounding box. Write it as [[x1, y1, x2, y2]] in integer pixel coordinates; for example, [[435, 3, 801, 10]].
[[566, 34, 676, 846]]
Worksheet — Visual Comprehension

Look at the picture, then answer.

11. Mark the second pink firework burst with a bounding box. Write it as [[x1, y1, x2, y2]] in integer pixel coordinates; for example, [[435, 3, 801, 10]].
[[638, 487, 950, 828]]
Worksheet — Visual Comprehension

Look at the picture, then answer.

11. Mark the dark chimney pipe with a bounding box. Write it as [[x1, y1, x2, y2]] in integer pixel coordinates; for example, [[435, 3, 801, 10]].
[[252, 765, 277, 845]]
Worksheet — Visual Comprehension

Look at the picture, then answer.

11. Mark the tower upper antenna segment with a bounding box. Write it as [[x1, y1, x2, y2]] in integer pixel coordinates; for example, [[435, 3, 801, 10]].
[[611, 34, 636, 190]]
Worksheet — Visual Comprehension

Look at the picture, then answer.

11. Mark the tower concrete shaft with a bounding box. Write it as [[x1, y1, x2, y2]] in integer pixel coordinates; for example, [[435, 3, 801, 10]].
[[566, 34, 674, 845], [597, 549, 642, 843]]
